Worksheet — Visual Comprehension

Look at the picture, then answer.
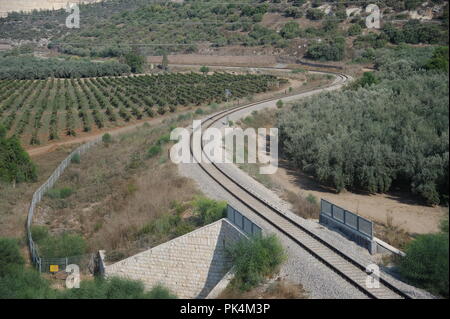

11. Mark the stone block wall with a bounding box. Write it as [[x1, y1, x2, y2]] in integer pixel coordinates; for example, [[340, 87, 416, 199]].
[[105, 219, 246, 299]]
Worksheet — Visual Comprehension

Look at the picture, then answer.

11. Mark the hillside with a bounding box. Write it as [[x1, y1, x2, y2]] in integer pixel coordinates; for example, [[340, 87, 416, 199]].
[[0, 0, 448, 60]]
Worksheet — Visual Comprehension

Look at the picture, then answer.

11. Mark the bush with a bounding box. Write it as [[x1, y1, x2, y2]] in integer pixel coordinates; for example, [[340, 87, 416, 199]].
[[306, 194, 318, 206], [276, 100, 284, 109], [191, 196, 227, 225], [147, 284, 178, 299], [71, 153, 81, 164], [46, 187, 73, 199], [227, 234, 286, 291], [0, 264, 56, 299], [102, 133, 112, 144], [38, 233, 87, 258], [31, 225, 49, 243], [305, 38, 345, 61], [0, 238, 24, 275], [399, 233, 449, 297], [0, 127, 37, 184], [147, 145, 162, 158]]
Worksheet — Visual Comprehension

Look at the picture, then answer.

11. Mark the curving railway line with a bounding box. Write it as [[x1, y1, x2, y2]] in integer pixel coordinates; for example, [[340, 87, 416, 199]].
[[189, 72, 411, 299]]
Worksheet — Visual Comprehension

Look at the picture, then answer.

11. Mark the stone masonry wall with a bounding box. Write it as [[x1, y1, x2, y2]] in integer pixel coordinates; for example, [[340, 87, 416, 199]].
[[105, 219, 246, 299]]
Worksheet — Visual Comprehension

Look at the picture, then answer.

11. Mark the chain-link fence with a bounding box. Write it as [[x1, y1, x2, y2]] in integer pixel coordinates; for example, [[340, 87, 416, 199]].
[[27, 137, 102, 273]]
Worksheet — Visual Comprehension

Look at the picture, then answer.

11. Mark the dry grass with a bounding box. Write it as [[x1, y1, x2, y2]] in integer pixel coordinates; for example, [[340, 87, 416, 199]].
[[0, 145, 78, 238], [33, 121, 201, 255], [218, 279, 308, 299], [283, 190, 320, 220], [374, 214, 412, 250]]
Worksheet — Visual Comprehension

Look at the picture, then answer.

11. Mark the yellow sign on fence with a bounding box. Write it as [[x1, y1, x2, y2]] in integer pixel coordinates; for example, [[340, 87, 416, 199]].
[[49, 265, 59, 273]]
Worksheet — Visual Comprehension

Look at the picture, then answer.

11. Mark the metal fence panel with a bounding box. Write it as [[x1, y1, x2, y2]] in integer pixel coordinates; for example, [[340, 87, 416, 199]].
[[227, 206, 234, 223], [227, 205, 262, 237], [243, 217, 252, 235], [320, 199, 373, 239], [321, 200, 332, 216], [332, 205, 345, 223], [345, 211, 358, 229], [358, 217, 373, 238], [234, 211, 243, 229]]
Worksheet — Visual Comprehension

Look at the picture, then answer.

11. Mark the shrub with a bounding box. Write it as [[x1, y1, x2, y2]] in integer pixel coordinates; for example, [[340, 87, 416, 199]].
[[31, 225, 49, 243], [276, 100, 284, 109], [227, 235, 286, 291], [0, 264, 56, 299], [147, 284, 177, 299], [306, 194, 318, 206], [60, 277, 176, 299], [399, 233, 449, 297], [191, 196, 227, 225], [102, 133, 112, 144], [147, 145, 162, 158], [71, 153, 81, 164], [0, 127, 37, 184], [0, 238, 24, 275], [38, 233, 87, 258], [306, 8, 325, 20], [46, 187, 73, 199]]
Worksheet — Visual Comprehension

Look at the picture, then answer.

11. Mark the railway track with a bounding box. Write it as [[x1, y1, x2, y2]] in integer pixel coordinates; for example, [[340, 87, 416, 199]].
[[189, 72, 411, 299]]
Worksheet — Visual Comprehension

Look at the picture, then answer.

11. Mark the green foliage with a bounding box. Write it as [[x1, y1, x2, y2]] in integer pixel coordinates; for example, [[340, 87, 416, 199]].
[[306, 8, 325, 20], [279, 48, 449, 204], [347, 24, 362, 36], [46, 187, 74, 199], [227, 235, 286, 291], [123, 51, 145, 73], [37, 232, 86, 258], [61, 277, 176, 299], [0, 56, 130, 80], [351, 72, 380, 88], [383, 21, 447, 45], [0, 236, 174, 299], [306, 194, 318, 206], [71, 153, 81, 164], [0, 127, 37, 184], [102, 133, 112, 144], [146, 284, 178, 299], [0, 264, 56, 299], [191, 196, 227, 225], [0, 238, 24, 275], [200, 66, 210, 74], [306, 38, 345, 61], [147, 145, 162, 158], [276, 100, 284, 109], [425, 46, 449, 73], [31, 225, 49, 243], [399, 232, 449, 297], [280, 22, 300, 39]]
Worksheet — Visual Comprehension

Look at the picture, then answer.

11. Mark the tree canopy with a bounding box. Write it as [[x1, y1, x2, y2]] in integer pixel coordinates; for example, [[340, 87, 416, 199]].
[[279, 46, 449, 205], [0, 125, 37, 184]]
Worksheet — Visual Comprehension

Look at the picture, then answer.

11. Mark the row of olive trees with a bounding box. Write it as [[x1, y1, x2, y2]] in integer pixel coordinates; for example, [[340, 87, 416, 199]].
[[278, 47, 448, 205], [0, 56, 131, 80]]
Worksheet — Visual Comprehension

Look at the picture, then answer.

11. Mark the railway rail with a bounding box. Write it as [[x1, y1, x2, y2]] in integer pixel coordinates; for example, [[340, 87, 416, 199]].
[[189, 72, 411, 299]]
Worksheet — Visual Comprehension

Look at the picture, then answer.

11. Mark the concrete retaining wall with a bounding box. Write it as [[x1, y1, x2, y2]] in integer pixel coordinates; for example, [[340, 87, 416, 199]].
[[104, 219, 246, 299]]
